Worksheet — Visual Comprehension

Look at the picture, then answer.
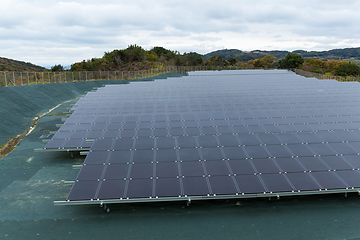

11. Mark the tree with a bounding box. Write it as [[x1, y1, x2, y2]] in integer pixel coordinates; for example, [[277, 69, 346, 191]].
[[253, 55, 276, 69], [150, 47, 173, 58], [206, 56, 227, 66], [124, 44, 146, 62], [335, 62, 360, 76], [179, 52, 203, 66], [229, 57, 237, 65], [51, 64, 64, 72], [277, 53, 304, 69]]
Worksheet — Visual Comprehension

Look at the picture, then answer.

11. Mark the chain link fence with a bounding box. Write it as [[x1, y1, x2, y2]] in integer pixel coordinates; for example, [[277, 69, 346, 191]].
[[0, 66, 170, 87], [0, 65, 249, 87]]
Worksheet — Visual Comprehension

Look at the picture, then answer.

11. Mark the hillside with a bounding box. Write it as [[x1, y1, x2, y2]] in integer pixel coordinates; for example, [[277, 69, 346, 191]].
[[202, 49, 289, 62], [0, 57, 46, 72], [203, 47, 360, 62], [300, 47, 360, 59]]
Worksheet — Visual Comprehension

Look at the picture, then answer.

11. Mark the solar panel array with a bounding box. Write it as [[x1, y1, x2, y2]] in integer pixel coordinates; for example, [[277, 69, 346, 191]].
[[46, 70, 360, 204]]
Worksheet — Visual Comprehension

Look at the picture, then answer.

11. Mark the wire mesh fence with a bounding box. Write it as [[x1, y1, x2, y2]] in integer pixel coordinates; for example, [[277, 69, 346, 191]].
[[0, 65, 250, 87], [0, 67, 170, 87], [5, 66, 352, 87]]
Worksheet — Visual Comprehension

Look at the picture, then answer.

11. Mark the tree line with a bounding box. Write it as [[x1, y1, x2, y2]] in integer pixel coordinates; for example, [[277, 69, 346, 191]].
[[50, 45, 360, 77], [67, 45, 203, 72]]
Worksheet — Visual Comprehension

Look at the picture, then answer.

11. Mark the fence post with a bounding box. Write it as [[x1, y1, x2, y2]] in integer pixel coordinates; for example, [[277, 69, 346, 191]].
[[12, 72, 16, 86], [4, 72, 7, 86], [20, 72, 23, 85]]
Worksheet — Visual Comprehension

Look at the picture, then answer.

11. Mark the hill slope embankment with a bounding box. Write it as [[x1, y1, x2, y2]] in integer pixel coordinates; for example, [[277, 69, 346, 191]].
[[0, 72, 185, 152]]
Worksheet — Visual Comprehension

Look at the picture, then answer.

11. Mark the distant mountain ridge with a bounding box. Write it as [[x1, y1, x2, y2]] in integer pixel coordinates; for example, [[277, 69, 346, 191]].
[[0, 57, 45, 72], [202, 47, 360, 62]]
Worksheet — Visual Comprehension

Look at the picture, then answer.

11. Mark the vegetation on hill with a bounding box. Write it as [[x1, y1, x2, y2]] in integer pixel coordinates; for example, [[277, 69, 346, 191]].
[[0, 57, 45, 72], [203, 47, 360, 63], [202, 49, 289, 62], [1, 45, 359, 79], [69, 45, 203, 72], [300, 48, 360, 60], [277, 53, 305, 69], [302, 58, 360, 76], [202, 48, 360, 77], [67, 45, 360, 77]]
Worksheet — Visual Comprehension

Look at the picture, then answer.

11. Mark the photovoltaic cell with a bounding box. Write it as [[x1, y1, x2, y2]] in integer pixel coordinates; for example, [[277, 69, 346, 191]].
[[182, 177, 209, 196], [97, 180, 126, 199], [235, 175, 266, 194], [209, 176, 237, 195], [260, 174, 294, 193], [285, 172, 320, 191], [44, 69, 360, 204], [155, 178, 181, 197]]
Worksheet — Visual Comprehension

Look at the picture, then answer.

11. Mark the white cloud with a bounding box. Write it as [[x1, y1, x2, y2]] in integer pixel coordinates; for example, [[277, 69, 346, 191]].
[[0, 0, 360, 67]]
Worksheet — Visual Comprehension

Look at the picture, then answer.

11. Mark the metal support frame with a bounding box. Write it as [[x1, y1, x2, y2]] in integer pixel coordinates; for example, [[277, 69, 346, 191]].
[[54, 188, 360, 206], [100, 202, 110, 212], [35, 147, 91, 153]]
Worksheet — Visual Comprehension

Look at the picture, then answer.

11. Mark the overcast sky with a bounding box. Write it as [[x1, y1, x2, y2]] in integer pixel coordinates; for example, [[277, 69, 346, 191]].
[[1, 0, 360, 68]]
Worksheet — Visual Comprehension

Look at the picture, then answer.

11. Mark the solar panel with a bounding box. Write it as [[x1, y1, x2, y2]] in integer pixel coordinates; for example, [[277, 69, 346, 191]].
[[47, 70, 360, 205]]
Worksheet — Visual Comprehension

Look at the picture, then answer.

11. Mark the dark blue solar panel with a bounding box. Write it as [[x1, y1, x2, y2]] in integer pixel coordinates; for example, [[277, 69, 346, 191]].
[[97, 179, 126, 199], [44, 70, 360, 203], [285, 172, 320, 191], [155, 178, 181, 197], [204, 160, 230, 176], [235, 175, 266, 194], [182, 176, 210, 196], [260, 174, 294, 193], [311, 171, 348, 190], [209, 176, 238, 195]]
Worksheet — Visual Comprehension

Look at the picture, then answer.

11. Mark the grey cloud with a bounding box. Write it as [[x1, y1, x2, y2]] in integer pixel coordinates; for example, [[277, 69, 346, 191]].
[[1, 0, 360, 66]]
